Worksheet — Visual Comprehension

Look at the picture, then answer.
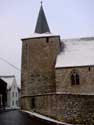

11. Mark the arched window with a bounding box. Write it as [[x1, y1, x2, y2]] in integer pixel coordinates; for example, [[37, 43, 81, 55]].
[[71, 71, 80, 85], [71, 74, 75, 85], [76, 73, 80, 85]]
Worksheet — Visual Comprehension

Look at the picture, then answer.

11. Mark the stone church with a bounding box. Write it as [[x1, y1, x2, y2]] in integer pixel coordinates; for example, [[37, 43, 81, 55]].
[[21, 4, 94, 124]]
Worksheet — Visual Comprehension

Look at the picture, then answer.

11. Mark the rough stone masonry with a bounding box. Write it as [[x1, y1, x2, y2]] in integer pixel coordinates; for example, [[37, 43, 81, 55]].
[[21, 4, 94, 125]]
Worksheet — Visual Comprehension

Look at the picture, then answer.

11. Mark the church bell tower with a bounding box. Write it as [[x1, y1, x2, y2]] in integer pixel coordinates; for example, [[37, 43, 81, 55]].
[[21, 3, 60, 110]]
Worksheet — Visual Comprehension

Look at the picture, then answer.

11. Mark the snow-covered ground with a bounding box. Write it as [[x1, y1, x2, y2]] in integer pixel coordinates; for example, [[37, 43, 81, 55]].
[[22, 110, 72, 125]]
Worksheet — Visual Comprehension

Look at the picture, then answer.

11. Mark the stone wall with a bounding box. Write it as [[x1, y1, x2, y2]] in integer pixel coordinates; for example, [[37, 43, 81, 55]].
[[21, 35, 94, 125], [21, 94, 57, 118], [21, 36, 61, 110], [56, 94, 94, 124], [21, 36, 60, 97], [56, 66, 94, 95], [21, 94, 94, 124]]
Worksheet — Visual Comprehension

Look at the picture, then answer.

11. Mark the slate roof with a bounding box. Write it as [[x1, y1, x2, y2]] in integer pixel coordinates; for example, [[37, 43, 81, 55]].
[[55, 37, 94, 68], [34, 4, 50, 34]]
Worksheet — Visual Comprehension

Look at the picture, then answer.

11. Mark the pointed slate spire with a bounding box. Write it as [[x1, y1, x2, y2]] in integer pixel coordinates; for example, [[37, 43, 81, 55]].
[[35, 2, 50, 34]]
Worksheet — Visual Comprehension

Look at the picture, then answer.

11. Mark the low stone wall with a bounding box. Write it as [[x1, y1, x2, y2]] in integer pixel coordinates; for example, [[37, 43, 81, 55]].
[[56, 94, 94, 124], [21, 94, 94, 124]]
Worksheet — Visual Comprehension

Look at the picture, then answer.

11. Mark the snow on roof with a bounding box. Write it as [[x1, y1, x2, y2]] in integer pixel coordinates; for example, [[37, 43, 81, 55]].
[[0, 75, 15, 90], [22, 33, 59, 40], [56, 37, 94, 68]]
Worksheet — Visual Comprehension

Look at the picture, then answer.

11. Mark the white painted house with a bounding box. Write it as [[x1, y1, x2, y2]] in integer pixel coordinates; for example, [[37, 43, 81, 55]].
[[0, 75, 20, 109]]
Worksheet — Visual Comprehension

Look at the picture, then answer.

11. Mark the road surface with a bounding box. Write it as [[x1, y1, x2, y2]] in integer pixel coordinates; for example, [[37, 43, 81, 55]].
[[0, 110, 57, 125]]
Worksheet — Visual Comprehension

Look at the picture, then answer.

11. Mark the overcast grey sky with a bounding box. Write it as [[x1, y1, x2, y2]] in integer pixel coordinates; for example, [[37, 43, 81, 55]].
[[0, 0, 94, 85]]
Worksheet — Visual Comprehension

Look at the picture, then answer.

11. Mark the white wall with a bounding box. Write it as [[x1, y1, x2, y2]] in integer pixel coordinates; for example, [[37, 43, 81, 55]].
[[7, 77, 20, 109]]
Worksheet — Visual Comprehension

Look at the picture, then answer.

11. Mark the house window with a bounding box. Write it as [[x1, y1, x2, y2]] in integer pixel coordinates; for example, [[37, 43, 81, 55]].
[[71, 72, 80, 85], [12, 92, 14, 97], [16, 100, 18, 106], [12, 100, 14, 106], [16, 92, 17, 97], [0, 95, 2, 106]]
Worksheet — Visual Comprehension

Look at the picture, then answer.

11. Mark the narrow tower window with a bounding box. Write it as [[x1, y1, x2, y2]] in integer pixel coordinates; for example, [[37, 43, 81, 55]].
[[46, 37, 49, 43], [32, 97, 35, 108], [88, 67, 91, 71]]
